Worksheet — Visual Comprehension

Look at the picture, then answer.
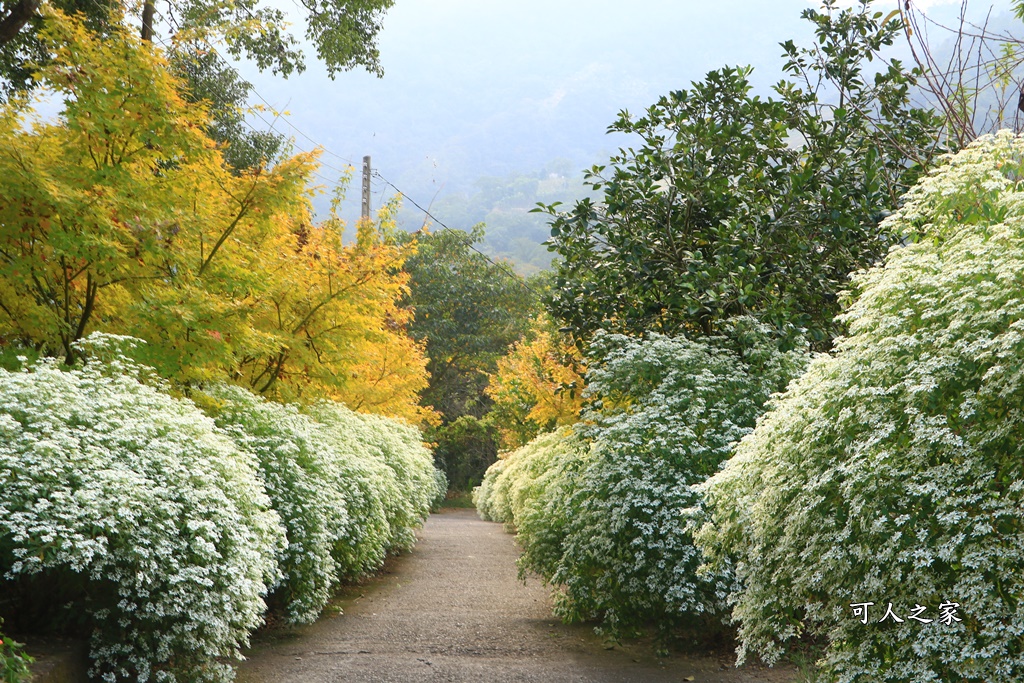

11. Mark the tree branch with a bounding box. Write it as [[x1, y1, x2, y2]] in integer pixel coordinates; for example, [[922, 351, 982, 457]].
[[0, 0, 40, 48]]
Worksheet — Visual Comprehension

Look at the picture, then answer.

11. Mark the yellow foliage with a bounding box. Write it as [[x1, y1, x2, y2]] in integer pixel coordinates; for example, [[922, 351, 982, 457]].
[[485, 316, 585, 450], [0, 11, 432, 424], [239, 199, 435, 424]]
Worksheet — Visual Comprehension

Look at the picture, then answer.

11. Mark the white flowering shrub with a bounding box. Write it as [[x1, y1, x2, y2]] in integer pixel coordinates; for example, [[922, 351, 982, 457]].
[[473, 456, 507, 522], [473, 427, 582, 528], [542, 326, 806, 639], [696, 131, 1024, 681], [477, 322, 805, 640], [0, 348, 285, 683], [473, 426, 586, 596], [304, 401, 443, 566], [336, 409, 443, 547], [201, 385, 353, 625]]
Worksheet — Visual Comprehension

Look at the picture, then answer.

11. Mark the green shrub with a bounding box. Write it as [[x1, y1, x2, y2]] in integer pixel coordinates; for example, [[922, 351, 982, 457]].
[[0, 619, 33, 683], [430, 415, 499, 492], [0, 339, 285, 683], [697, 131, 1024, 681]]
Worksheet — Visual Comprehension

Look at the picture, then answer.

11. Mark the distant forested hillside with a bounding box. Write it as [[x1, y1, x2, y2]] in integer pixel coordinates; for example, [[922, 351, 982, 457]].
[[394, 160, 597, 274]]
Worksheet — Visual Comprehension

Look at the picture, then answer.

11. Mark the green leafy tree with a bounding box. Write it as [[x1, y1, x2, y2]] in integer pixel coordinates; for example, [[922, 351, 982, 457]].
[[169, 45, 284, 172], [402, 227, 538, 487], [0, 0, 393, 171], [404, 227, 537, 420], [543, 1, 944, 350], [0, 0, 393, 81], [429, 414, 498, 492]]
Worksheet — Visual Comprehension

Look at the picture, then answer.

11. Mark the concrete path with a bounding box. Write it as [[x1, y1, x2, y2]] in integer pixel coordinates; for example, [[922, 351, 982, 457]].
[[236, 509, 796, 683]]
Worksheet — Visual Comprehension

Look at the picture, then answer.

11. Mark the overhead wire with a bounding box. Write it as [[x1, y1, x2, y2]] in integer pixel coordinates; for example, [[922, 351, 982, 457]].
[[66, 0, 540, 296], [372, 170, 540, 297], [152, 5, 539, 296]]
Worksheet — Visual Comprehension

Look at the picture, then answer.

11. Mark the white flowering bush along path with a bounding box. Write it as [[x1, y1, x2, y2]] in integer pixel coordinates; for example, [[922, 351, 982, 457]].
[[476, 322, 808, 643], [236, 509, 795, 683], [0, 335, 444, 683], [697, 131, 1024, 681], [0, 341, 285, 683]]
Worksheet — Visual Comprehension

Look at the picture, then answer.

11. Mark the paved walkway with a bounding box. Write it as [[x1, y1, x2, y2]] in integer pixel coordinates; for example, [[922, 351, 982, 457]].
[[236, 509, 795, 683]]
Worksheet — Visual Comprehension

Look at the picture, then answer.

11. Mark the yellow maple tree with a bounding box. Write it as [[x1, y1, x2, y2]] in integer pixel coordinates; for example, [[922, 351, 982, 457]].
[[0, 11, 432, 423], [485, 315, 585, 450]]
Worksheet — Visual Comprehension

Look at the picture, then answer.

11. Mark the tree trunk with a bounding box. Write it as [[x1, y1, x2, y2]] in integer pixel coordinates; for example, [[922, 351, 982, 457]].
[[0, 0, 41, 47]]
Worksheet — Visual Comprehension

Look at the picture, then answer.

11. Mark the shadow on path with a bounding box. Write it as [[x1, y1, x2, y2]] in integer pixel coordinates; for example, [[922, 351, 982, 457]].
[[237, 509, 796, 683]]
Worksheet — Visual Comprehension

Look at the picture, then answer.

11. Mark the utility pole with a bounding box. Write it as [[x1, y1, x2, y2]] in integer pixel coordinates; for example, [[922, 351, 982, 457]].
[[141, 0, 156, 41], [361, 155, 372, 221]]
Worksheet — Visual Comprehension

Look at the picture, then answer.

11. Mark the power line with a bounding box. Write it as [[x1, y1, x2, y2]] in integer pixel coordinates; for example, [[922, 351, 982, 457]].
[[246, 89, 357, 168], [63, 2, 540, 296], [372, 170, 539, 297]]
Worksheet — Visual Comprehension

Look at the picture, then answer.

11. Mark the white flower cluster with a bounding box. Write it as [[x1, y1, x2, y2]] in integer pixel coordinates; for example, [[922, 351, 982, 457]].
[[0, 357, 284, 683], [477, 322, 806, 640], [474, 426, 582, 528], [697, 131, 1024, 681], [304, 402, 444, 555], [0, 347, 444, 682], [204, 386, 443, 626]]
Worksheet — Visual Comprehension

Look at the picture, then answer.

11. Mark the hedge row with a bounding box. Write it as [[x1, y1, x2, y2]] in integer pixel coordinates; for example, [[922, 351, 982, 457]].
[[479, 133, 1024, 681], [697, 131, 1024, 681], [476, 323, 806, 640], [0, 339, 444, 682]]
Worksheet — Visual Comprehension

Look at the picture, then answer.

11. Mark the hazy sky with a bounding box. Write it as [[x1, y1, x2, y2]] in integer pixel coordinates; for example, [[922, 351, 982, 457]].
[[231, 0, 1011, 218]]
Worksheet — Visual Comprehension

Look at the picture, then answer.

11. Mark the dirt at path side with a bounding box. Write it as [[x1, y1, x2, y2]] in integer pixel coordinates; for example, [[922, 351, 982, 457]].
[[236, 509, 797, 683]]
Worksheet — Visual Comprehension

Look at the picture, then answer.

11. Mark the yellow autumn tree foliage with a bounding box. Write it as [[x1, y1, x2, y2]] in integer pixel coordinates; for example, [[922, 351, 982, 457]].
[[485, 316, 585, 450], [239, 198, 435, 424], [0, 10, 431, 423]]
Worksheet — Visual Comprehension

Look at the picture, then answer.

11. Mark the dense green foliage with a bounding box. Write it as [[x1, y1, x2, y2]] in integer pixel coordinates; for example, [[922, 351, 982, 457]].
[[0, 619, 32, 683], [697, 131, 1024, 681], [402, 227, 539, 488], [404, 227, 537, 420], [543, 2, 944, 349], [478, 322, 807, 640], [429, 414, 499, 492]]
